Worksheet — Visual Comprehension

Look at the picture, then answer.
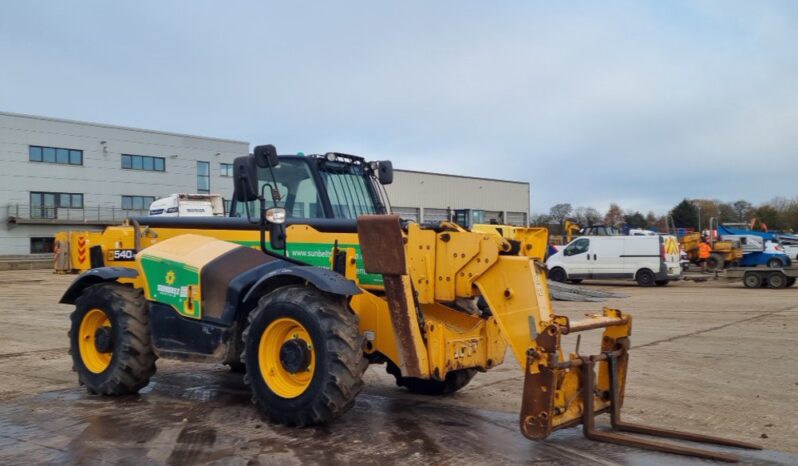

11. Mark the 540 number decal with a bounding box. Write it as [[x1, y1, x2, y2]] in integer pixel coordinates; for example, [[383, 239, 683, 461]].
[[107, 249, 136, 261]]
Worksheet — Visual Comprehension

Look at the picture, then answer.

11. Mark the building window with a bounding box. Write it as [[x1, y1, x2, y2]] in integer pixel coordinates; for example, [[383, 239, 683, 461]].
[[197, 161, 210, 193], [30, 192, 83, 219], [121, 154, 165, 172], [122, 195, 156, 210], [30, 237, 55, 254], [29, 145, 82, 165], [220, 162, 234, 177], [223, 198, 231, 214]]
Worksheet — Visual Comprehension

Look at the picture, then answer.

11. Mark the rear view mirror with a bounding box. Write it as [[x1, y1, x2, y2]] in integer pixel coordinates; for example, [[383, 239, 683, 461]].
[[233, 155, 259, 202], [376, 160, 393, 185], [254, 144, 279, 169]]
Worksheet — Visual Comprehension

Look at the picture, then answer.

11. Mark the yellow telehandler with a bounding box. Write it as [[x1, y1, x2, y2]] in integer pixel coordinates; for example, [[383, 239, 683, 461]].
[[59, 145, 758, 462]]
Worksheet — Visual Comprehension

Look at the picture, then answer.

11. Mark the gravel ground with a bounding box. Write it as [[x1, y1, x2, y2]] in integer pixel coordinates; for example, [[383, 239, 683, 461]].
[[0, 270, 796, 464]]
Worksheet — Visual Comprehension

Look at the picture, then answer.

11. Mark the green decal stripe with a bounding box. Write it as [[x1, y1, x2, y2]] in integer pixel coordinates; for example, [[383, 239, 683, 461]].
[[232, 241, 383, 286]]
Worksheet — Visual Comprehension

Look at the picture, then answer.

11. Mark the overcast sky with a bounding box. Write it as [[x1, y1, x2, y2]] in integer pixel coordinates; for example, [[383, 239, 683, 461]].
[[2, 1, 797, 215]]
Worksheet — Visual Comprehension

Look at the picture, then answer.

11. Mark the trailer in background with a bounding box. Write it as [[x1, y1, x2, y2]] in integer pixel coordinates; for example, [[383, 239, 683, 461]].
[[726, 267, 798, 289]]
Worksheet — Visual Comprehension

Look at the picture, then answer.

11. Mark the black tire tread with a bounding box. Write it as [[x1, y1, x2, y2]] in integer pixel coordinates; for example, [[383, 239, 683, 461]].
[[548, 267, 567, 283], [386, 361, 476, 395], [69, 282, 157, 395], [636, 269, 656, 287], [241, 285, 367, 427]]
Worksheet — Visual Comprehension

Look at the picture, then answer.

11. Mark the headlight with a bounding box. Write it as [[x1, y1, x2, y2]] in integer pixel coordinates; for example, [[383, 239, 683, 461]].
[[266, 207, 286, 224]]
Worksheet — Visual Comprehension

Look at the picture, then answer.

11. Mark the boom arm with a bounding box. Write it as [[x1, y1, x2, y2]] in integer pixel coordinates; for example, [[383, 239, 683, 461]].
[[356, 214, 759, 463]]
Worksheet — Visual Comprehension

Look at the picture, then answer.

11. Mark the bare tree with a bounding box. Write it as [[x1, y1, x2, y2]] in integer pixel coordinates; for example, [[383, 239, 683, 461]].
[[548, 203, 573, 225], [604, 203, 624, 227]]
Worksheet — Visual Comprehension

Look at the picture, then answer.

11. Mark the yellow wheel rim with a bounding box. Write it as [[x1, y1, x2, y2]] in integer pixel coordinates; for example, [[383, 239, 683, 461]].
[[79, 308, 113, 374], [258, 317, 315, 399]]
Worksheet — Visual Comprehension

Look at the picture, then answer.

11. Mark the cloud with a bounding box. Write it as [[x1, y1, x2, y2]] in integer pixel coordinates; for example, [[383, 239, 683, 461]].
[[2, 1, 798, 215]]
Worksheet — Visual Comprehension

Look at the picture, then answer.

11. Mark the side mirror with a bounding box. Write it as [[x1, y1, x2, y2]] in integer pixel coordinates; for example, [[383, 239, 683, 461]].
[[254, 144, 279, 169], [376, 160, 393, 185], [233, 155, 259, 202]]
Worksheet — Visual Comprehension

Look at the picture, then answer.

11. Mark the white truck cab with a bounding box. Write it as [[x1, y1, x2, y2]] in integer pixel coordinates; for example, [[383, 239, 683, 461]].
[[148, 194, 225, 217], [546, 235, 681, 286]]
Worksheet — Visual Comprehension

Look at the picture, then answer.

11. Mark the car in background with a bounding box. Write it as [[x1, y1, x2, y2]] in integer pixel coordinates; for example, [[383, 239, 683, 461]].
[[779, 242, 798, 260], [721, 234, 791, 268]]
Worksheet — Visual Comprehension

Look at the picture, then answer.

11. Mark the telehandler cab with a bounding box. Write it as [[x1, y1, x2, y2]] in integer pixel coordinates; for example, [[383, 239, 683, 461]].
[[61, 145, 758, 462]]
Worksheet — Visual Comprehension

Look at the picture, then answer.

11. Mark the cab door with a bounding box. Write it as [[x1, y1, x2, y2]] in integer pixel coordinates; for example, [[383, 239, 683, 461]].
[[561, 238, 591, 278], [591, 238, 624, 278]]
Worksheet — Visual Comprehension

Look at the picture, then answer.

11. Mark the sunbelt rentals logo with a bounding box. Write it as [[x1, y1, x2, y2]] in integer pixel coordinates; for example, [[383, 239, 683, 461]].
[[157, 270, 187, 298]]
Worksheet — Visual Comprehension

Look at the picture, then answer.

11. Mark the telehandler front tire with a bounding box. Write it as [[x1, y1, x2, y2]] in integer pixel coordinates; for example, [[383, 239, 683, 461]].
[[68, 283, 157, 395], [242, 285, 367, 426], [386, 361, 476, 395]]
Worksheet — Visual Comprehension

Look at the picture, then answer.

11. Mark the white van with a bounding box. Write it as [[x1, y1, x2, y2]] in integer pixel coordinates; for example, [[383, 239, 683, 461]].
[[546, 235, 681, 286], [148, 194, 225, 217]]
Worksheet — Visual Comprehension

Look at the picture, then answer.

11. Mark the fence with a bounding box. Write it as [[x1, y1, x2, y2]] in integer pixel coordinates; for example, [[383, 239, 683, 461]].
[[6, 204, 150, 224]]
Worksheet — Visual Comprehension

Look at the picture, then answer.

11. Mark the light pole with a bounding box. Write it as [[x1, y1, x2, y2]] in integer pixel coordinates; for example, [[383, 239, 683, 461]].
[[697, 205, 701, 234], [691, 200, 702, 234]]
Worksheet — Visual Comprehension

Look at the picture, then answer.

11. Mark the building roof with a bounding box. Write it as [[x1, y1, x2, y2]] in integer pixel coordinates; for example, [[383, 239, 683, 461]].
[[394, 169, 529, 186], [0, 111, 248, 145]]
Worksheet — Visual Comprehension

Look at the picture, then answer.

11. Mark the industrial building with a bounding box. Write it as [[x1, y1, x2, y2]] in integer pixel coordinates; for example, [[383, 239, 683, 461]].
[[0, 111, 530, 256]]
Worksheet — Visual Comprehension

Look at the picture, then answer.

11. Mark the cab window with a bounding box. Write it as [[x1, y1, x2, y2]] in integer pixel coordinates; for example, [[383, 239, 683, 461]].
[[320, 161, 378, 219], [233, 159, 323, 219], [564, 238, 590, 256]]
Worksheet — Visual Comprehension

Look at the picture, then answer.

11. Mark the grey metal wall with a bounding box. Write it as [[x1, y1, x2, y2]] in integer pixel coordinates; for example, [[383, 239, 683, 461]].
[[0, 112, 531, 255], [385, 170, 530, 225], [0, 112, 248, 255]]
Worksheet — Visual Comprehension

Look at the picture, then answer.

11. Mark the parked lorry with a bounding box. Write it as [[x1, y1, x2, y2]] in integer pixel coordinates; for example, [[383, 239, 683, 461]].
[[546, 234, 682, 286]]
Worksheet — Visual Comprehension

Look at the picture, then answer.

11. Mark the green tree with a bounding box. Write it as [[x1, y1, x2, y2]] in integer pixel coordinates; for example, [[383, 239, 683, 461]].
[[779, 200, 798, 231], [732, 200, 753, 222], [645, 211, 663, 231], [623, 211, 647, 228], [718, 202, 737, 223], [671, 199, 699, 229], [752, 205, 781, 230]]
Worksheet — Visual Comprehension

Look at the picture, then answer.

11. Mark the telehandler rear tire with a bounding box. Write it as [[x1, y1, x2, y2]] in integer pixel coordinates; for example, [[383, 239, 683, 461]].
[[68, 282, 157, 395], [242, 285, 367, 427], [386, 361, 476, 395]]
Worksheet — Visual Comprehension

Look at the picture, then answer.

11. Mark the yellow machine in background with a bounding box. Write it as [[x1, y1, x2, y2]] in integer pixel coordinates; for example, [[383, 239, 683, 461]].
[[680, 232, 743, 271]]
